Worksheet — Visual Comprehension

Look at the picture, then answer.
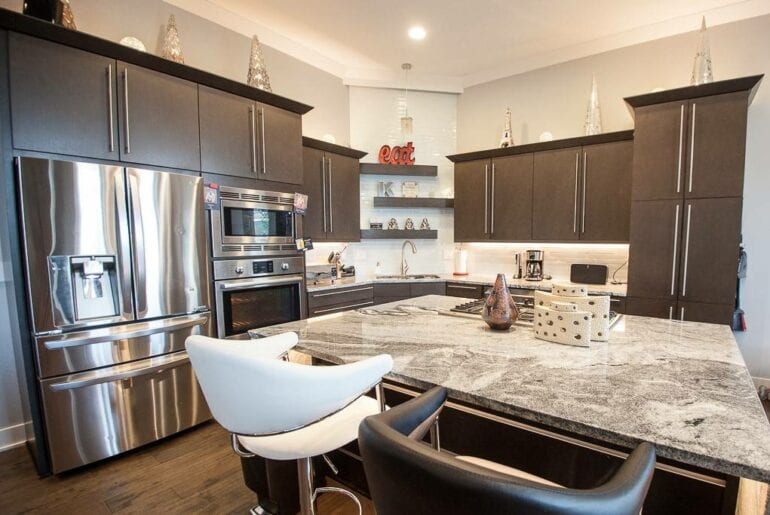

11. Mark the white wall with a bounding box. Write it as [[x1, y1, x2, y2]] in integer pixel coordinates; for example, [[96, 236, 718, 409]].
[[458, 15, 770, 378]]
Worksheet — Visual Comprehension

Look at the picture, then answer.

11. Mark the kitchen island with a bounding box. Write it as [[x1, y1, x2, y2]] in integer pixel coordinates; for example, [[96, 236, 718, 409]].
[[253, 295, 770, 514]]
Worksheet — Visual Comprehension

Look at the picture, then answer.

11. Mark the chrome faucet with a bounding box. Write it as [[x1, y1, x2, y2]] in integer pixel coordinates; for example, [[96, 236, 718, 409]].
[[401, 240, 417, 278]]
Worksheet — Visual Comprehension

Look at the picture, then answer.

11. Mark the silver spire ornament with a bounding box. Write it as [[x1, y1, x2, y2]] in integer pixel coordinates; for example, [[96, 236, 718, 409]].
[[400, 63, 413, 135], [247, 35, 272, 92], [161, 15, 184, 64], [690, 16, 714, 85], [583, 75, 603, 135], [499, 107, 514, 147]]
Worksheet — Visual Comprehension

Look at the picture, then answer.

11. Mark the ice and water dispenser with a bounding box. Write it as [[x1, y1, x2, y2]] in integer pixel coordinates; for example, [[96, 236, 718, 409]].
[[49, 255, 120, 325]]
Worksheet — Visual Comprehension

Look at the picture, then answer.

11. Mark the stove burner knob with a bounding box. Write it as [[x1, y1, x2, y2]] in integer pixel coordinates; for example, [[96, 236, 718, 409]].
[[281, 263, 290, 271], [235, 266, 245, 274]]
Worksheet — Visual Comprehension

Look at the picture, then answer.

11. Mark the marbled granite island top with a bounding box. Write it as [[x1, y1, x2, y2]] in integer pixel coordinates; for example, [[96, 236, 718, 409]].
[[252, 295, 770, 482]]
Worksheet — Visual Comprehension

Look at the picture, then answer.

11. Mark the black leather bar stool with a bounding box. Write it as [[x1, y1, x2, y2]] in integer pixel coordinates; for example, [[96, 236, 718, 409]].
[[359, 386, 656, 515]]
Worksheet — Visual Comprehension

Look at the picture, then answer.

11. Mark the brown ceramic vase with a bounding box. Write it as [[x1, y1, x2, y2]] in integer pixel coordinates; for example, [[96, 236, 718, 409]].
[[482, 274, 520, 330]]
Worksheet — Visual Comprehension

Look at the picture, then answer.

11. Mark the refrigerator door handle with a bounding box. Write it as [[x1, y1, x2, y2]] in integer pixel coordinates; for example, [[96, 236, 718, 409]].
[[48, 352, 191, 391], [42, 313, 209, 350], [126, 171, 146, 314]]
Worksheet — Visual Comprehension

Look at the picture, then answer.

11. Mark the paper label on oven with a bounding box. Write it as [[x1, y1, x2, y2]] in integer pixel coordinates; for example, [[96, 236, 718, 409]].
[[204, 183, 219, 210], [294, 192, 308, 215]]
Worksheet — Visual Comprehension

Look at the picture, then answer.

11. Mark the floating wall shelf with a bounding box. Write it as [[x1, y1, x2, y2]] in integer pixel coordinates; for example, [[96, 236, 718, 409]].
[[360, 229, 438, 240], [373, 197, 454, 208], [359, 163, 438, 176]]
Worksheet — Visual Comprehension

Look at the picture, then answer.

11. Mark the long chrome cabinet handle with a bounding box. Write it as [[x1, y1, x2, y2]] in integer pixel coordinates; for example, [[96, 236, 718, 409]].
[[260, 107, 267, 174], [680, 307, 685, 321], [581, 151, 587, 234], [681, 203, 692, 296], [490, 162, 496, 234], [123, 67, 130, 154], [448, 284, 478, 290], [328, 157, 333, 233], [313, 300, 374, 315], [321, 157, 327, 232], [107, 64, 114, 152], [676, 104, 684, 193], [249, 105, 257, 174], [670, 204, 680, 296], [573, 152, 579, 233], [484, 164, 489, 234], [669, 306, 674, 320], [688, 103, 696, 193], [311, 286, 374, 298]]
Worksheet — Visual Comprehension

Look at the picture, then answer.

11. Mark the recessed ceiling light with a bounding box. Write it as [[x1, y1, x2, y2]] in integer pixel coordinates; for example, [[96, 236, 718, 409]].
[[408, 26, 426, 40]]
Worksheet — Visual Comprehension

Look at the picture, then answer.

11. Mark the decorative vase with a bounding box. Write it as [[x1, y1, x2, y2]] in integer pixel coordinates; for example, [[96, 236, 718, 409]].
[[583, 75, 602, 135], [690, 16, 714, 85], [161, 15, 184, 64], [482, 274, 519, 330], [247, 35, 272, 92]]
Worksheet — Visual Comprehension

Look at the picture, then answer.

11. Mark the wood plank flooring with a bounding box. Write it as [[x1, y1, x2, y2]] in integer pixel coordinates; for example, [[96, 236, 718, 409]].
[[0, 421, 373, 514]]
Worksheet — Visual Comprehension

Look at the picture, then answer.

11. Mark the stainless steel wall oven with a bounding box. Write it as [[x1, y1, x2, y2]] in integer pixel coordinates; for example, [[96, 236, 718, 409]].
[[213, 256, 306, 338]]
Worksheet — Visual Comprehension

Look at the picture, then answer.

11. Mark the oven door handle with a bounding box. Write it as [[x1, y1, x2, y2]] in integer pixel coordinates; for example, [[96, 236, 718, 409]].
[[217, 275, 304, 292]]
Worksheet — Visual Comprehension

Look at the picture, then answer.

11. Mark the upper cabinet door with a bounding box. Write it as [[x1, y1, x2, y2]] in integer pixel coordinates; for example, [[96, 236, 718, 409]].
[[677, 197, 742, 305], [580, 140, 633, 242], [301, 147, 327, 241], [116, 62, 201, 171], [490, 154, 533, 241], [685, 92, 748, 199], [626, 199, 682, 301], [454, 160, 490, 242], [257, 103, 303, 184], [326, 154, 361, 242], [631, 101, 687, 201], [532, 147, 581, 241], [9, 33, 119, 160], [199, 86, 257, 178]]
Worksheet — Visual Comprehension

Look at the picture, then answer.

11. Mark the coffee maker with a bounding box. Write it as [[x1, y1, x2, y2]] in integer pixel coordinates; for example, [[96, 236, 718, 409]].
[[525, 250, 544, 281]]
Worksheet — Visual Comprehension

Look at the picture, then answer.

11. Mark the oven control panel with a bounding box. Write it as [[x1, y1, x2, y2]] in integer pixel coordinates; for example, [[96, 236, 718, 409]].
[[213, 256, 304, 281]]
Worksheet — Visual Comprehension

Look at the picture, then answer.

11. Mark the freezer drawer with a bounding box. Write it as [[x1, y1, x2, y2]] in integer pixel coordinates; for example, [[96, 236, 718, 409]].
[[36, 312, 211, 378], [40, 351, 211, 473]]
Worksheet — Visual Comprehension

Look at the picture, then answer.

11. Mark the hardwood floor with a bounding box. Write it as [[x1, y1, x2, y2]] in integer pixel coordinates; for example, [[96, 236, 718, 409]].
[[0, 421, 373, 514]]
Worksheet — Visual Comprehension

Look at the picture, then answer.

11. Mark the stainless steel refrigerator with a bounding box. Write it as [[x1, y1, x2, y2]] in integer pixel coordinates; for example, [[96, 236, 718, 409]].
[[17, 157, 212, 473]]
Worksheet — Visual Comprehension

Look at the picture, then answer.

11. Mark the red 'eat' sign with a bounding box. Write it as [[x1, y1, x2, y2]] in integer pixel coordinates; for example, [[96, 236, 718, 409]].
[[378, 142, 415, 165]]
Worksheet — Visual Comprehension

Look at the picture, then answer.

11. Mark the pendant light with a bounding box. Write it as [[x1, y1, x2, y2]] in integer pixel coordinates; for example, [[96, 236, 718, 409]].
[[400, 63, 413, 135]]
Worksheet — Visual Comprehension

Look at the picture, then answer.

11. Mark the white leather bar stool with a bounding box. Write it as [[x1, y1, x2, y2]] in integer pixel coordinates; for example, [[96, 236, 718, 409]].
[[186, 332, 393, 515]]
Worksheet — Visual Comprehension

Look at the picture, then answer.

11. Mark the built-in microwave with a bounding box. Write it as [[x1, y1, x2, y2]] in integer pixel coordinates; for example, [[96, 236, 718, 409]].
[[211, 186, 300, 258]]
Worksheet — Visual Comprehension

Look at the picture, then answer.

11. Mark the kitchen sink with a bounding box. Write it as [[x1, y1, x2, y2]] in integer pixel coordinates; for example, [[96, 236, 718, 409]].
[[376, 274, 442, 280]]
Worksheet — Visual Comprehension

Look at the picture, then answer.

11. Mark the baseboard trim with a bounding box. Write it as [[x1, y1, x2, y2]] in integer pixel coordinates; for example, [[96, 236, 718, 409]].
[[0, 421, 28, 452]]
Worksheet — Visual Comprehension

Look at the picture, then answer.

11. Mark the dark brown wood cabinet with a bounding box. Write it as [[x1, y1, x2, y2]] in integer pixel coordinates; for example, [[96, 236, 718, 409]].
[[259, 103, 303, 185], [627, 200, 681, 302], [532, 147, 581, 241], [490, 154, 534, 240], [454, 160, 489, 241], [199, 86, 258, 178], [685, 92, 748, 199], [624, 78, 760, 324], [116, 62, 201, 170], [580, 140, 633, 242], [630, 101, 687, 202], [301, 138, 366, 242], [307, 285, 374, 317], [8, 33, 120, 160]]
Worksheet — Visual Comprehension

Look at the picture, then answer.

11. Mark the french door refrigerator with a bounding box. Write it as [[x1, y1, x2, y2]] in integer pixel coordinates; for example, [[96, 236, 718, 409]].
[[17, 157, 212, 473]]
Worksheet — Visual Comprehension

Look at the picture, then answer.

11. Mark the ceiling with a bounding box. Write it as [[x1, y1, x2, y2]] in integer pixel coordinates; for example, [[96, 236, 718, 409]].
[[165, 0, 770, 92]]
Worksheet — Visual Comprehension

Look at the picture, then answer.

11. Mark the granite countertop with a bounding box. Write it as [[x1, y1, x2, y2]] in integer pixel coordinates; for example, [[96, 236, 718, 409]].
[[306, 273, 628, 297], [252, 295, 770, 482]]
